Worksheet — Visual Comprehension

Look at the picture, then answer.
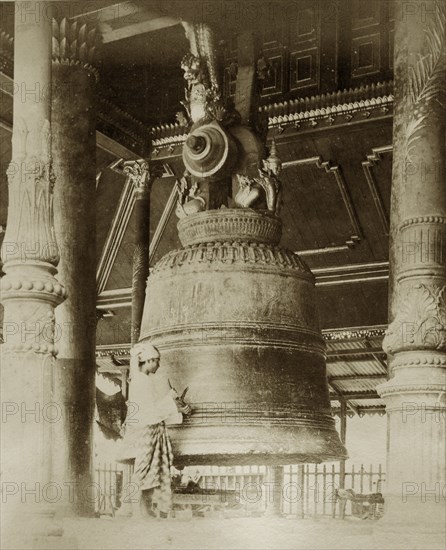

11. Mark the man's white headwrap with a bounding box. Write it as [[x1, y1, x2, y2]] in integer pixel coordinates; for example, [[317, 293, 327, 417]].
[[129, 342, 160, 378]]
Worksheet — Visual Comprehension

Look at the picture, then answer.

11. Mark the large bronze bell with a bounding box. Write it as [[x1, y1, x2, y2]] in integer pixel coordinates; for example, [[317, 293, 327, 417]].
[[139, 202, 347, 466], [137, 31, 347, 465]]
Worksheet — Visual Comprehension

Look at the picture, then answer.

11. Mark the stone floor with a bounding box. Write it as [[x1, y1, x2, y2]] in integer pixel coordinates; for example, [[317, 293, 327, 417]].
[[5, 516, 443, 550]]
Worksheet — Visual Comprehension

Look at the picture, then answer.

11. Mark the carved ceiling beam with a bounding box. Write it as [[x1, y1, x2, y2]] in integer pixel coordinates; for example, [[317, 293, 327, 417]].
[[69, 4, 179, 44], [234, 30, 262, 130]]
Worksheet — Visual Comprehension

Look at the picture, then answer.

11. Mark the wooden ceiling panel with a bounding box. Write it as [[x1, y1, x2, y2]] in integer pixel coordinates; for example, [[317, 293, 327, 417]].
[[97, 307, 131, 346], [316, 280, 388, 330], [280, 159, 360, 252], [275, 118, 393, 268], [104, 206, 136, 292], [149, 176, 182, 265]]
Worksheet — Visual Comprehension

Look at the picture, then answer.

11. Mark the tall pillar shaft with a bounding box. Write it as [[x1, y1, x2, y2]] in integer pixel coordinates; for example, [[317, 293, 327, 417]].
[[0, 0, 66, 539], [124, 160, 161, 346], [124, 160, 151, 346], [379, 0, 446, 526], [51, 18, 99, 516]]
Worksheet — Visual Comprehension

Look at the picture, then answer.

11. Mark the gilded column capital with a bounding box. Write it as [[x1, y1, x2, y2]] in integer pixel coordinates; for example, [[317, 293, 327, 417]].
[[123, 159, 162, 197], [51, 18, 101, 80]]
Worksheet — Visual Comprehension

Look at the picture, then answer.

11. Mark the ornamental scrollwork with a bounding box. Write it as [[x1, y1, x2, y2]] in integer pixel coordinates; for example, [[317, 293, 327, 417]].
[[383, 283, 446, 354], [123, 159, 163, 195]]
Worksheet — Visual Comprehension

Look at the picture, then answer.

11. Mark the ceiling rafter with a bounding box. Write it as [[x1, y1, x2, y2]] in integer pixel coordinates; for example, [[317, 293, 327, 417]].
[[327, 381, 360, 416]]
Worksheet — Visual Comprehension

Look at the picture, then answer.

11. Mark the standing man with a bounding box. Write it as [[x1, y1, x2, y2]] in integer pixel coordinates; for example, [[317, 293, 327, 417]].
[[120, 343, 191, 518]]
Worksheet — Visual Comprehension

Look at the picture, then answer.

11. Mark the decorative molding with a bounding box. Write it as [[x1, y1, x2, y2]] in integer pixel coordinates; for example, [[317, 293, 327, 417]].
[[400, 216, 446, 228], [140, 322, 325, 355], [96, 344, 131, 358], [322, 326, 387, 341], [261, 81, 393, 131], [362, 145, 393, 235], [151, 133, 188, 155], [0, 276, 66, 299], [267, 95, 392, 135], [399, 215, 446, 270], [389, 352, 446, 369], [261, 82, 393, 117], [331, 405, 386, 417], [2, 342, 59, 356], [151, 241, 312, 278], [313, 261, 389, 286], [97, 287, 133, 309], [149, 82, 394, 151], [351, 33, 381, 79], [282, 156, 362, 253], [177, 209, 283, 247], [377, 384, 446, 397], [297, 244, 351, 256]]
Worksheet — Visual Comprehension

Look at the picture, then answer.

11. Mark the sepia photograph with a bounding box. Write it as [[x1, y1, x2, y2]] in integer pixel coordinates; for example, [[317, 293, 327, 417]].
[[0, 0, 445, 548]]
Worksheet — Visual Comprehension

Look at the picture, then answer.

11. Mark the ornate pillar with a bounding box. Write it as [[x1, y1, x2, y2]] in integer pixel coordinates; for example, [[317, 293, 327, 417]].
[[0, 0, 66, 539], [123, 160, 161, 346], [379, 0, 446, 526], [51, 17, 99, 516]]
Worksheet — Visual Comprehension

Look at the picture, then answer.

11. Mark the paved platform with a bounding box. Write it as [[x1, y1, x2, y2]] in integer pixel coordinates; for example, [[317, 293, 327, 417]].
[[2, 515, 445, 549]]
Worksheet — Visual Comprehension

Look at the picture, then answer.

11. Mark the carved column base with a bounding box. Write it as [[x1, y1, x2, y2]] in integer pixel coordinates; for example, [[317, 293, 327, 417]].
[[0, 261, 66, 544], [377, 352, 446, 529]]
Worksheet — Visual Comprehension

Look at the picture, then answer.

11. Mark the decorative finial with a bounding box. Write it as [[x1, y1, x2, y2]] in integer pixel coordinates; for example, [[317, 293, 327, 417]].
[[264, 140, 282, 176]]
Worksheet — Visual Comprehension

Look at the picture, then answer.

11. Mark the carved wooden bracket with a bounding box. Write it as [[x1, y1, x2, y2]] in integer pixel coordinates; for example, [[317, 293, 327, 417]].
[[362, 145, 393, 235], [282, 156, 363, 255]]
